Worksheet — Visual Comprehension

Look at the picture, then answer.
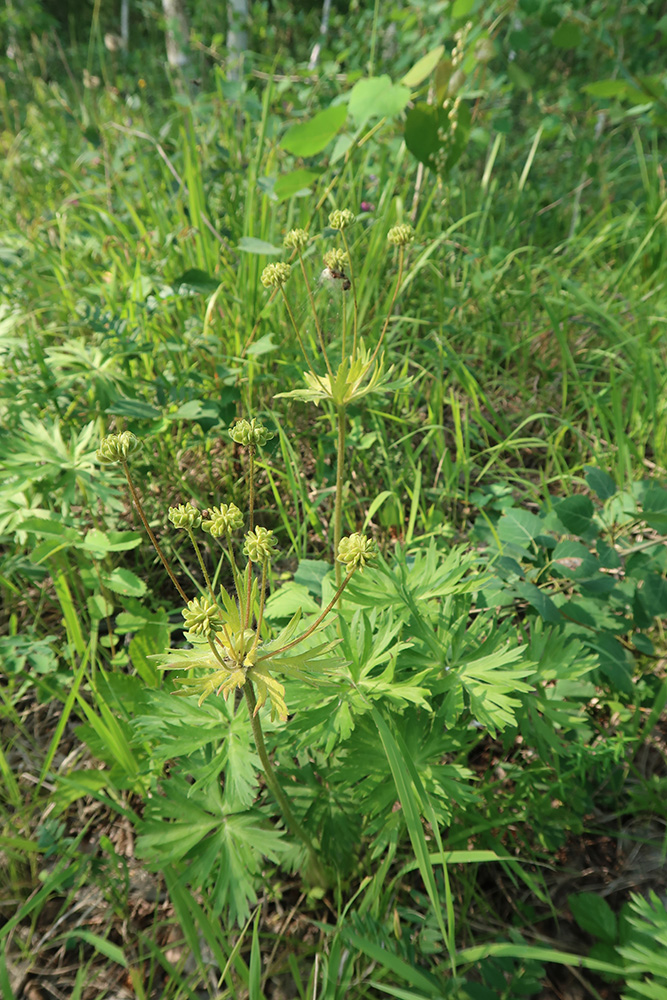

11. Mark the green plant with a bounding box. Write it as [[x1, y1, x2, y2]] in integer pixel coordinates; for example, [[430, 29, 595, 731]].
[[95, 425, 377, 889], [267, 214, 414, 583]]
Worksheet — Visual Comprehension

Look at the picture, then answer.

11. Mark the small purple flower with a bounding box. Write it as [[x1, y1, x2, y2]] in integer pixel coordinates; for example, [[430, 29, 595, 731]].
[[360, 201, 375, 212]]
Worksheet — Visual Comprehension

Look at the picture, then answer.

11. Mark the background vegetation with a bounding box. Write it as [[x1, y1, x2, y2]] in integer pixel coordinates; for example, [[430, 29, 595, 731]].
[[1, 0, 667, 997]]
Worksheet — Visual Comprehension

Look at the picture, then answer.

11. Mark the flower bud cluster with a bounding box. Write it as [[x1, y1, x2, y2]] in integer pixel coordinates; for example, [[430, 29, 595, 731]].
[[182, 596, 221, 636], [243, 525, 278, 563], [387, 224, 415, 247], [229, 418, 273, 449], [283, 228, 309, 251], [328, 209, 355, 231], [337, 533, 376, 573], [96, 431, 139, 464], [202, 503, 244, 538], [433, 95, 462, 173], [261, 262, 291, 288], [452, 21, 472, 69], [322, 248, 349, 271], [168, 502, 202, 530]]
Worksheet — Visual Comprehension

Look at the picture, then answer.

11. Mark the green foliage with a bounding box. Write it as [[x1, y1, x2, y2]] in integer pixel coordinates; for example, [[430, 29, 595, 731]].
[[620, 893, 667, 1000], [2, 0, 667, 994], [474, 471, 667, 697]]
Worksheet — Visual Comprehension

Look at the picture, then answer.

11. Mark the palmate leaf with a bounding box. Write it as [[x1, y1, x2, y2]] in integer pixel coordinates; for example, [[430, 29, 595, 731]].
[[620, 892, 667, 1000], [276, 344, 411, 408], [136, 771, 285, 925], [433, 645, 534, 733], [345, 541, 485, 615]]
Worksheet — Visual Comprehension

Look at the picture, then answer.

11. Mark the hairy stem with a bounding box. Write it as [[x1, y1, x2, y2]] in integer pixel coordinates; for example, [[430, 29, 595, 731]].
[[333, 404, 346, 587], [298, 255, 333, 379], [248, 444, 256, 532], [122, 461, 189, 603], [258, 568, 353, 660], [280, 287, 321, 383], [341, 231, 358, 358], [244, 683, 327, 886], [189, 529, 214, 602]]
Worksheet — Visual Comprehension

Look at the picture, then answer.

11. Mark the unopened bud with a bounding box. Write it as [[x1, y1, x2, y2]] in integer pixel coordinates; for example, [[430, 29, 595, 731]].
[[261, 262, 291, 288], [168, 502, 202, 530], [96, 431, 139, 464], [243, 526, 278, 563], [337, 533, 376, 572], [328, 208, 355, 231]]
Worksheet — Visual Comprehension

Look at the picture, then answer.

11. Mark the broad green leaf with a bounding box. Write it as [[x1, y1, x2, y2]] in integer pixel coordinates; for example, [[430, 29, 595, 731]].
[[294, 559, 331, 597], [553, 21, 582, 48], [264, 581, 319, 619], [103, 567, 147, 597], [330, 132, 354, 165], [584, 466, 616, 500], [642, 487, 667, 531], [497, 508, 543, 547], [636, 572, 667, 618], [348, 76, 410, 126], [554, 495, 595, 536], [172, 268, 220, 292], [20, 517, 76, 538], [237, 237, 283, 255], [582, 79, 629, 99], [281, 104, 347, 156], [273, 169, 322, 201], [452, 0, 476, 17], [82, 528, 142, 554], [404, 100, 471, 172], [568, 893, 617, 945], [591, 633, 633, 694], [401, 45, 445, 88], [106, 398, 162, 420], [515, 581, 562, 623]]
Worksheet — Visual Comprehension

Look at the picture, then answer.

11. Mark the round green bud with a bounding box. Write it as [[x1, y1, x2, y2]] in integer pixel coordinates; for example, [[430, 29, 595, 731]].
[[96, 431, 139, 464], [322, 248, 349, 271], [168, 502, 202, 530], [182, 596, 221, 636], [337, 533, 377, 573], [202, 503, 244, 538], [243, 526, 278, 564], [387, 224, 415, 247], [261, 262, 291, 288], [283, 228, 309, 251], [229, 418, 273, 449], [328, 209, 355, 231]]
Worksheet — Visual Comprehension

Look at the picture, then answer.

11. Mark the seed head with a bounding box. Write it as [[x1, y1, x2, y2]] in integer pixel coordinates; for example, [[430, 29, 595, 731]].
[[283, 228, 309, 251], [168, 502, 202, 530], [96, 431, 139, 464], [261, 262, 291, 288], [243, 525, 278, 564], [229, 418, 273, 449], [322, 248, 349, 271], [328, 209, 355, 231], [182, 596, 221, 636], [337, 533, 376, 573], [202, 503, 244, 538], [387, 224, 415, 247]]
